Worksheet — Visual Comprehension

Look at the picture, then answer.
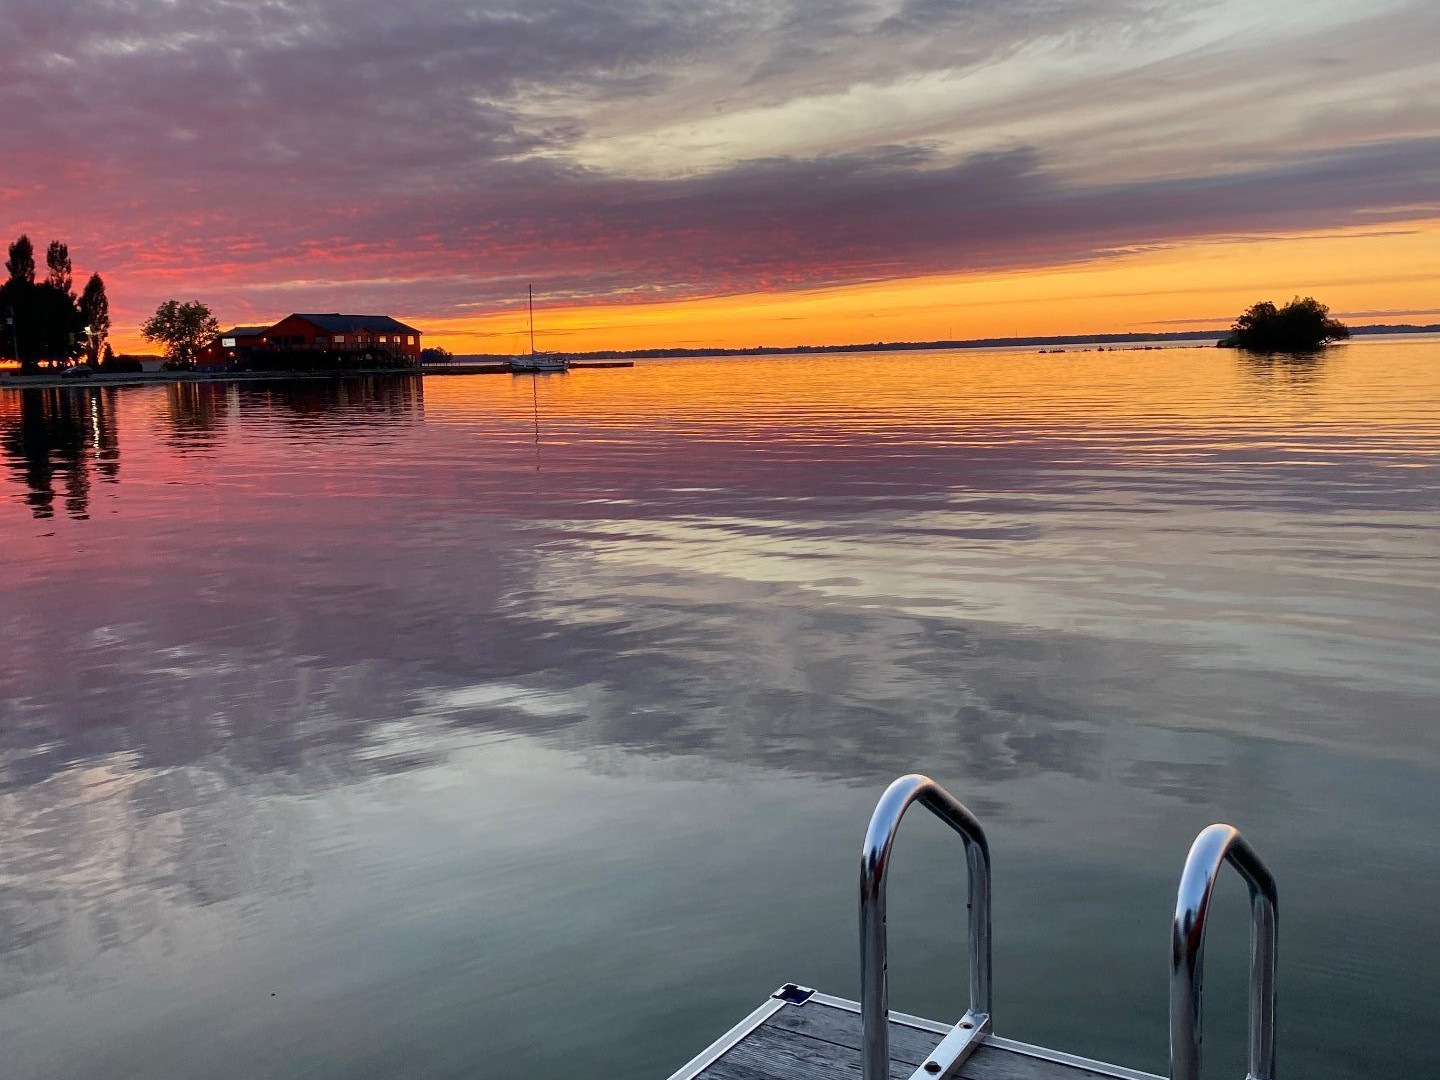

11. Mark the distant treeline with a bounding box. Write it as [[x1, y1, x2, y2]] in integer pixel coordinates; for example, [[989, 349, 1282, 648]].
[[453, 323, 1439, 363]]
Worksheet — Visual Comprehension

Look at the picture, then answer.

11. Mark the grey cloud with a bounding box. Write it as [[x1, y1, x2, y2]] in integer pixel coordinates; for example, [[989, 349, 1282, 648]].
[[162, 133, 1440, 323]]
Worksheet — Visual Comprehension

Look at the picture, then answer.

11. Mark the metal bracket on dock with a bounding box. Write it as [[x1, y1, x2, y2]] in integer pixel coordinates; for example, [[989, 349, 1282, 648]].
[[859, 773, 993, 1080], [771, 983, 816, 1006], [906, 1008, 991, 1079]]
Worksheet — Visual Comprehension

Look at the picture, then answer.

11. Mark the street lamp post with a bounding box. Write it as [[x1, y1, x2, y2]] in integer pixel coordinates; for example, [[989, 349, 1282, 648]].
[[5, 306, 18, 366]]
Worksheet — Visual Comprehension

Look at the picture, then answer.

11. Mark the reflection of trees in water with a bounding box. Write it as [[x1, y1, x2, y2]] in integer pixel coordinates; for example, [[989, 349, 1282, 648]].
[[1236, 349, 1330, 390], [1, 376, 425, 519], [234, 374, 424, 431], [0, 387, 119, 519]]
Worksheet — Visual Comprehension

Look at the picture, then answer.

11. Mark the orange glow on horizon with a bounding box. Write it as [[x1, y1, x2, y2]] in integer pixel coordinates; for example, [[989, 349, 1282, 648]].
[[108, 216, 1440, 355]]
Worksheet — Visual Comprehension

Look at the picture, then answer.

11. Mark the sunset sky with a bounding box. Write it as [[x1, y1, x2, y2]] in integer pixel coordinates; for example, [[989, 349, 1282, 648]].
[[4, 0, 1438, 353]]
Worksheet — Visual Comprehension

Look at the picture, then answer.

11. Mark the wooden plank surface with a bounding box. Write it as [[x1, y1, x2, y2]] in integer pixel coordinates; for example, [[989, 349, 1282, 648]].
[[685, 998, 1156, 1080]]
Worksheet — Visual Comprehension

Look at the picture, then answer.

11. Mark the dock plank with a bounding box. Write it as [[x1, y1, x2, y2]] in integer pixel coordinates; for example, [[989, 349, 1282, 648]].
[[679, 997, 1161, 1080], [958, 1046, 1130, 1080], [764, 1004, 942, 1066], [698, 1023, 920, 1080]]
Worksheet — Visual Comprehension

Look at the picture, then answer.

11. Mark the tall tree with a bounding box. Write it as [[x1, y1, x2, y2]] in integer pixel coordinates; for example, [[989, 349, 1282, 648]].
[[2, 234, 40, 368], [142, 299, 219, 364], [2, 234, 86, 368], [45, 241, 73, 295], [78, 273, 110, 367], [5, 235, 35, 285]]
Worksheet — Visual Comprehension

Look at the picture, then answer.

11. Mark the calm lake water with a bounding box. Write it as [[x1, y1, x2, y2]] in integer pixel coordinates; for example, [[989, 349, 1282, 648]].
[[1, 340, 1438, 1080]]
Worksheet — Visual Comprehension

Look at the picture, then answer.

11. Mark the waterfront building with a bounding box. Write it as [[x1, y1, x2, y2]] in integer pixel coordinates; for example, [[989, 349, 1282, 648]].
[[205, 314, 423, 369]]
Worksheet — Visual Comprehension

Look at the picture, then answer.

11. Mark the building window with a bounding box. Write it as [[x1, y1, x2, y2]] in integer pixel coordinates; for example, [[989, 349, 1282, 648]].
[[315, 335, 329, 345], [334, 335, 345, 344], [221, 337, 236, 347]]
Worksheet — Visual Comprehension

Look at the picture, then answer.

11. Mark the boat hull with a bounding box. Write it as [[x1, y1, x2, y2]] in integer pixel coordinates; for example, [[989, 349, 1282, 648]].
[[508, 354, 570, 373]]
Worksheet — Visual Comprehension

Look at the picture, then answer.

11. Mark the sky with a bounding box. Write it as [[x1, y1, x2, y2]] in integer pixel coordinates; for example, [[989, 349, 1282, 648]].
[[3, 0, 1438, 353]]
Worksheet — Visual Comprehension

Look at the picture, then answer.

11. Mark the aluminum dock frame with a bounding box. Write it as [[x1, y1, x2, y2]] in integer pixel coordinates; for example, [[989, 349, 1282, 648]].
[[665, 773, 1277, 1080]]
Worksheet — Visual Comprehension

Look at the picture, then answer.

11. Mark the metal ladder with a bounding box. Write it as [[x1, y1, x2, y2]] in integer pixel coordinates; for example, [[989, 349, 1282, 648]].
[[860, 773, 1278, 1080]]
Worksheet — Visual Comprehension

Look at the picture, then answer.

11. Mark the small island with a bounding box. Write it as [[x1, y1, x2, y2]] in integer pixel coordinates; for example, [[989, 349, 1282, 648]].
[[1218, 296, 1350, 352]]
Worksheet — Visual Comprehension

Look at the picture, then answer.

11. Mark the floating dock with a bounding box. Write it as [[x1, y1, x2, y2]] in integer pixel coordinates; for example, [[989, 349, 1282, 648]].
[[670, 985, 1167, 1080], [665, 775, 1277, 1080]]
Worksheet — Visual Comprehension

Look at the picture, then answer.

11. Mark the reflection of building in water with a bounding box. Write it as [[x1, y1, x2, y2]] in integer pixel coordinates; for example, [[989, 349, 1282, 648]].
[[0, 387, 120, 520], [236, 374, 425, 429]]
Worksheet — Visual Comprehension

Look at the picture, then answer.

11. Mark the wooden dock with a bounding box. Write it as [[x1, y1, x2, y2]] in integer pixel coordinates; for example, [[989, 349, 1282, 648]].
[[665, 775, 1278, 1080], [668, 987, 1159, 1080]]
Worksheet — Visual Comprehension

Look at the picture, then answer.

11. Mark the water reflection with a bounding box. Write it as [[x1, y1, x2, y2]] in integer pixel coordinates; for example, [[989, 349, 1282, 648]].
[[164, 382, 232, 451], [0, 346, 1438, 1080], [1235, 348, 1330, 389], [0, 387, 120, 519], [0, 377, 428, 517], [231, 374, 425, 432]]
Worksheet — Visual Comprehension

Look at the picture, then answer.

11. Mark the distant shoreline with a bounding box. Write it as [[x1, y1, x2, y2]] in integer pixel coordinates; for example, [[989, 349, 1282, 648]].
[[3, 325, 1435, 390], [452, 322, 1440, 362]]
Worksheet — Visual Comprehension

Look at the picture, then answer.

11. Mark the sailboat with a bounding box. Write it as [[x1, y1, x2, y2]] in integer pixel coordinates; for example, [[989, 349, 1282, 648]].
[[508, 286, 570, 373]]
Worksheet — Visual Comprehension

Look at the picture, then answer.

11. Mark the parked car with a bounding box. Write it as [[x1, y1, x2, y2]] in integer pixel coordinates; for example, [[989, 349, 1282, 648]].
[[59, 364, 93, 379]]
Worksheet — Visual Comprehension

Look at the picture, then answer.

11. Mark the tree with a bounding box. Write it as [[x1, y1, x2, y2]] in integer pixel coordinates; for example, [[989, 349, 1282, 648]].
[[78, 274, 110, 366], [142, 299, 219, 364], [6, 235, 35, 285], [1, 233, 82, 369], [46, 241, 73, 295], [1220, 296, 1350, 351]]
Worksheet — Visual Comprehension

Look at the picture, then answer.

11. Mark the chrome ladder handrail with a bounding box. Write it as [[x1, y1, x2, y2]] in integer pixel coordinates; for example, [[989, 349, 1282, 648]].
[[860, 774, 992, 1080], [1170, 824, 1278, 1080]]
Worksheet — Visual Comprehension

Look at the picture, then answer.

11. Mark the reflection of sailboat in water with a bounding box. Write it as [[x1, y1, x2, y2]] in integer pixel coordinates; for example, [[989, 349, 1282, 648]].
[[508, 286, 570, 374]]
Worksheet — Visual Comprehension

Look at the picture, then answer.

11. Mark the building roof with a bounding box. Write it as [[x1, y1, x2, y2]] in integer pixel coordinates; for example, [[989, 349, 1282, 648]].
[[287, 313, 420, 335], [222, 325, 270, 338]]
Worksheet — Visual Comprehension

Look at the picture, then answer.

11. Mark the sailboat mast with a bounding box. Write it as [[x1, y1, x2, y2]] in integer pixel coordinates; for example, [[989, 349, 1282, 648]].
[[528, 285, 535, 355]]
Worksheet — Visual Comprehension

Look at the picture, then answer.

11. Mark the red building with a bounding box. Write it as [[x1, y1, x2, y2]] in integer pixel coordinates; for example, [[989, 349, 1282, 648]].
[[216, 324, 270, 350], [205, 314, 423, 369]]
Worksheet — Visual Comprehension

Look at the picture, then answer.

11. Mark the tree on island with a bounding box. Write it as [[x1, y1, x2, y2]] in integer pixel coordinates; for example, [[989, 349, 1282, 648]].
[[142, 299, 219, 366], [1219, 296, 1350, 352]]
